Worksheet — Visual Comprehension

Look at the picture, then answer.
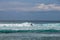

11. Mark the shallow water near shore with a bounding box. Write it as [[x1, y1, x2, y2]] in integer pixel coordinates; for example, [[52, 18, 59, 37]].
[[0, 33, 60, 40]]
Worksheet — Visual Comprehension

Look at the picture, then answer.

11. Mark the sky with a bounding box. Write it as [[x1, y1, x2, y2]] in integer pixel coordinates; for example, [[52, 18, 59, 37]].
[[0, 0, 60, 20]]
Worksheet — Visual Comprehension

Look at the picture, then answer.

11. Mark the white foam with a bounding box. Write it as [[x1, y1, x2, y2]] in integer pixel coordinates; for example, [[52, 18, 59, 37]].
[[0, 22, 60, 30]]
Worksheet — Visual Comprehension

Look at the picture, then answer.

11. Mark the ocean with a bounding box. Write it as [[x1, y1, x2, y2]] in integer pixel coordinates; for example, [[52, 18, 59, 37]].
[[0, 21, 60, 40]]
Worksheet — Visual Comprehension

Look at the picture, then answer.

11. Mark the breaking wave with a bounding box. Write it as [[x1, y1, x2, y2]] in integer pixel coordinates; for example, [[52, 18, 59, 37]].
[[0, 22, 60, 30]]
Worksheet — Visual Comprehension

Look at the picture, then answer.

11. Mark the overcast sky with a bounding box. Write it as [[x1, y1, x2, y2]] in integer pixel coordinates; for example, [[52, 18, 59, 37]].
[[0, 0, 60, 20]]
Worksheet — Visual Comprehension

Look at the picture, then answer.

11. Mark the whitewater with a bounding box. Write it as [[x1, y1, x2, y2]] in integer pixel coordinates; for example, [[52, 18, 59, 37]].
[[0, 22, 60, 30]]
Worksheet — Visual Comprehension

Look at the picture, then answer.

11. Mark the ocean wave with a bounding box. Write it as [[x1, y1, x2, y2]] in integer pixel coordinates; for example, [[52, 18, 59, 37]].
[[0, 22, 60, 30], [0, 29, 60, 33]]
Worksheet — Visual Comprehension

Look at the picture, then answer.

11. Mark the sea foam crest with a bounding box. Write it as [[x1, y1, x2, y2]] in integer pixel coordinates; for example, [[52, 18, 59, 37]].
[[0, 22, 60, 30], [0, 22, 32, 27]]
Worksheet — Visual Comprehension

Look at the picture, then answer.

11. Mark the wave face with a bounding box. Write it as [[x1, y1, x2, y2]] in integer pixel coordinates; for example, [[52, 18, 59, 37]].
[[0, 22, 60, 30]]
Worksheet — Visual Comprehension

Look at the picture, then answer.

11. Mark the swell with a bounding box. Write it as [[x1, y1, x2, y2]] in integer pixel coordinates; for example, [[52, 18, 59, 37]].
[[0, 30, 60, 33]]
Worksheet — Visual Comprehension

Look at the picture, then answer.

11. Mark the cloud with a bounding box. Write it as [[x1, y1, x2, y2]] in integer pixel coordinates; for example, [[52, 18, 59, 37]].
[[33, 4, 60, 11], [0, 1, 60, 12]]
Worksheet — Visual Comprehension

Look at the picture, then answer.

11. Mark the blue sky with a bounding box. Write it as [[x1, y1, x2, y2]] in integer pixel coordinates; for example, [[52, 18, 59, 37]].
[[0, 0, 60, 20]]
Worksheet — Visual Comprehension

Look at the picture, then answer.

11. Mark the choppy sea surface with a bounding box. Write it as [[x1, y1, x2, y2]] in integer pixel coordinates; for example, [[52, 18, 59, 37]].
[[0, 21, 60, 40]]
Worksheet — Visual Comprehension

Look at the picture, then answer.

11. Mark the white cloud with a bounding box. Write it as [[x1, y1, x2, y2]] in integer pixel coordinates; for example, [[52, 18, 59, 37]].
[[34, 4, 60, 11]]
